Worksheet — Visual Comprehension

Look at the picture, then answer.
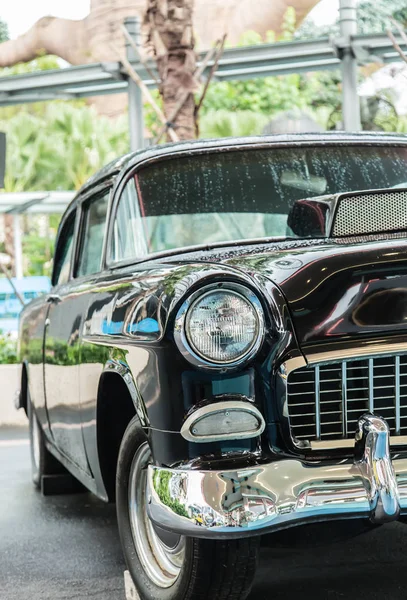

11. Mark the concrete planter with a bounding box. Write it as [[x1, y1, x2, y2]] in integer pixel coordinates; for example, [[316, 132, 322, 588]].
[[0, 364, 27, 427]]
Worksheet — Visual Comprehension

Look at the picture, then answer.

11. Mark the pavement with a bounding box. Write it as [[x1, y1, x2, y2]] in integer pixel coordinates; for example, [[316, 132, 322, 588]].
[[2, 426, 407, 600]]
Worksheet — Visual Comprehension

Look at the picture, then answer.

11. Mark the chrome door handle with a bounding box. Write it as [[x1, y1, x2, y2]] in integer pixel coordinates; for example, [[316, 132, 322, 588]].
[[46, 294, 61, 304]]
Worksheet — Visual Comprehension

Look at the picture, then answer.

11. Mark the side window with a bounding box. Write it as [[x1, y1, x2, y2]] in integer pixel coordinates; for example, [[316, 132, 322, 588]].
[[52, 211, 76, 286], [111, 177, 147, 263], [76, 191, 109, 277]]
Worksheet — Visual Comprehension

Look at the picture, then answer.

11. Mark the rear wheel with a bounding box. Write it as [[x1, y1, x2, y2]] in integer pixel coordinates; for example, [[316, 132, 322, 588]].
[[116, 417, 260, 600], [27, 393, 63, 488]]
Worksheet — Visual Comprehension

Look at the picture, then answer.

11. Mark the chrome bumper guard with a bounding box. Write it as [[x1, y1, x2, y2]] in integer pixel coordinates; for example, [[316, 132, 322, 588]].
[[146, 415, 407, 538]]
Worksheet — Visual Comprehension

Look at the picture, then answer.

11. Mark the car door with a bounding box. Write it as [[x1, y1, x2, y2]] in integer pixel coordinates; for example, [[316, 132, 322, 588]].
[[44, 188, 110, 476]]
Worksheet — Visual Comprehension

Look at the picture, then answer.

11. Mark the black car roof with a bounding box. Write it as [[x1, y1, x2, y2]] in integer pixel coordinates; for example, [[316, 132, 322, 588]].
[[76, 131, 407, 201]]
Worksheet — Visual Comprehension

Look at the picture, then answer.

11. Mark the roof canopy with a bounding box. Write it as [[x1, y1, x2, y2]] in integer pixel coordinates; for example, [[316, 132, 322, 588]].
[[0, 191, 75, 214], [0, 34, 404, 106]]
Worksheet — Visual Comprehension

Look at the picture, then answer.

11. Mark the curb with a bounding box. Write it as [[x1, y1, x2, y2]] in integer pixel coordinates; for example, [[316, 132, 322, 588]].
[[124, 571, 140, 600]]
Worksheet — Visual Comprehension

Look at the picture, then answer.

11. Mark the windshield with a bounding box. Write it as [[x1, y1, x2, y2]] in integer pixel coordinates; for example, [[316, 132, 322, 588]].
[[115, 145, 407, 257]]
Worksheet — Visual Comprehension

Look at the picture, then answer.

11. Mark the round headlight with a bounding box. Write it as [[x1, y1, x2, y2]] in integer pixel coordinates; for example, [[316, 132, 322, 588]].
[[177, 285, 264, 366]]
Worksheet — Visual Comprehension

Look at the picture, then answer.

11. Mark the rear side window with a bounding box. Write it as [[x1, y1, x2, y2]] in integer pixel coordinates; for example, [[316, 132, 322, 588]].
[[111, 177, 147, 262], [53, 211, 76, 286], [76, 191, 110, 277]]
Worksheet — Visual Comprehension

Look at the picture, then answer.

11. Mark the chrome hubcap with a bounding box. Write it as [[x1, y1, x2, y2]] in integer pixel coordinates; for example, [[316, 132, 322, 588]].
[[128, 443, 185, 588], [31, 412, 40, 470]]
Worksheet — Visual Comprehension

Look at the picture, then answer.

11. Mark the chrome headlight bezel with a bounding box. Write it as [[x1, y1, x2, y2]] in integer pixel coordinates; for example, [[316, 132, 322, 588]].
[[174, 282, 265, 370]]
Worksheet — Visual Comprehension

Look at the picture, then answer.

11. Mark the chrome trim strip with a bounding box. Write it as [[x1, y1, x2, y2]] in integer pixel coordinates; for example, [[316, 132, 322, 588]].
[[341, 361, 347, 438], [310, 435, 407, 450], [368, 358, 374, 413], [279, 354, 307, 376], [306, 341, 407, 365], [396, 355, 401, 435], [180, 400, 265, 443], [315, 365, 321, 440], [146, 415, 406, 538]]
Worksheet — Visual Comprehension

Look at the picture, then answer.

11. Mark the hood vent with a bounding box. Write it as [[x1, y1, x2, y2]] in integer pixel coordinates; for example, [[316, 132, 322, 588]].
[[288, 187, 407, 239], [333, 190, 407, 237]]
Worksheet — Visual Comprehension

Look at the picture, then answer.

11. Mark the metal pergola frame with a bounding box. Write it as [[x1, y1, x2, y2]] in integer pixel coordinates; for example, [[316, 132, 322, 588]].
[[0, 33, 403, 105]]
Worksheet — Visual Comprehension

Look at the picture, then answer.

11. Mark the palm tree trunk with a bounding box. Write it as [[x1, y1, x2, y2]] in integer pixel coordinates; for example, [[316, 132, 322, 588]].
[[145, 0, 197, 140]]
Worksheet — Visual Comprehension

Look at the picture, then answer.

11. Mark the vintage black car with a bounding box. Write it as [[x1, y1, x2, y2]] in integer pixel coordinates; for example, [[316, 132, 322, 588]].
[[17, 132, 407, 599]]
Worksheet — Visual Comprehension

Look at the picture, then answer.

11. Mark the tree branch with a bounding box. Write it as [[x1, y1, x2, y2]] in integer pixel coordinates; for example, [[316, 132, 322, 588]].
[[121, 23, 161, 86], [387, 18, 407, 65], [110, 41, 179, 142], [195, 34, 227, 114]]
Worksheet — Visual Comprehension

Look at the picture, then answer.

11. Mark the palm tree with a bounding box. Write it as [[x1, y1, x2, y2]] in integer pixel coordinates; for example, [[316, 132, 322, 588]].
[[46, 104, 129, 190], [0, 105, 129, 272]]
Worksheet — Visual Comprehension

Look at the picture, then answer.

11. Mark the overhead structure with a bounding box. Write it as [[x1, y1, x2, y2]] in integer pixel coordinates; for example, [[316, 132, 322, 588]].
[[339, 0, 361, 130], [0, 192, 75, 279], [0, 32, 404, 107], [0, 191, 74, 214]]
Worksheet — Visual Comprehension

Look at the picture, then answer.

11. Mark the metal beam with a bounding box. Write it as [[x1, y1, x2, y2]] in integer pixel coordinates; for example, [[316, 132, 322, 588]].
[[0, 191, 75, 214], [339, 0, 362, 131], [0, 33, 405, 107], [125, 17, 144, 152]]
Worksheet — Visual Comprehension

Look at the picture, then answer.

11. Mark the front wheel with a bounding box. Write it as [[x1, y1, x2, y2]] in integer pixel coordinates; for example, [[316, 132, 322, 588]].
[[116, 417, 259, 600]]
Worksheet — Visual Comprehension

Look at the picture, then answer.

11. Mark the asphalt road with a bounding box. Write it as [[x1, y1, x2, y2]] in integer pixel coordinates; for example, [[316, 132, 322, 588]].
[[2, 426, 407, 600]]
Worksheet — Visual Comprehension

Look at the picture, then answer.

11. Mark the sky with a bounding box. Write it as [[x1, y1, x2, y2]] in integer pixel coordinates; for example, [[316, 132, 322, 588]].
[[1, 1, 91, 39], [2, 0, 339, 39], [309, 0, 340, 25]]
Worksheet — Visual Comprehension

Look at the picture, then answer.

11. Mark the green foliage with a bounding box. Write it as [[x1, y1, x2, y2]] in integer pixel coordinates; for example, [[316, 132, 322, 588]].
[[200, 110, 268, 138], [1, 112, 59, 192], [393, 7, 407, 26], [0, 104, 129, 192], [202, 8, 305, 118], [296, 0, 407, 39], [237, 30, 264, 46], [23, 233, 54, 277], [153, 470, 189, 518], [201, 73, 308, 116], [1, 53, 61, 76], [0, 102, 129, 276], [200, 7, 342, 127], [279, 6, 297, 42], [43, 103, 129, 189], [357, 0, 407, 34], [0, 332, 18, 364], [0, 17, 8, 43]]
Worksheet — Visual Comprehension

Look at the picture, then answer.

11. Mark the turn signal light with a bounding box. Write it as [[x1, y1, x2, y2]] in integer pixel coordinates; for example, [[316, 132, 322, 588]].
[[181, 400, 265, 443]]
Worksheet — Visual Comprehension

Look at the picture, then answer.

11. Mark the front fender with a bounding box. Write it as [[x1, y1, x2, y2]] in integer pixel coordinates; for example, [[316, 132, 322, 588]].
[[102, 353, 149, 427]]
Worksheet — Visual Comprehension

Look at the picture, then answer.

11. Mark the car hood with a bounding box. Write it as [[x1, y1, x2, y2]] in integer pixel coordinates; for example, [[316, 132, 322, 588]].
[[172, 237, 407, 349]]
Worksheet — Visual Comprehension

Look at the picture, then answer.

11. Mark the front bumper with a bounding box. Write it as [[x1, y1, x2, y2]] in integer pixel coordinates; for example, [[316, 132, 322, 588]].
[[147, 414, 407, 538]]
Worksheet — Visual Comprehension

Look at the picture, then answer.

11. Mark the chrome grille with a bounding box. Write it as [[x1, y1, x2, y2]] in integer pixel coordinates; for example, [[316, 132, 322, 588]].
[[287, 354, 407, 443], [332, 190, 407, 237]]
